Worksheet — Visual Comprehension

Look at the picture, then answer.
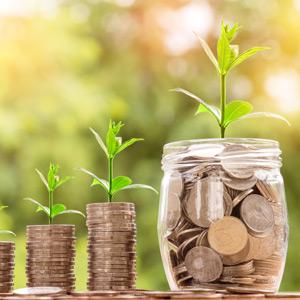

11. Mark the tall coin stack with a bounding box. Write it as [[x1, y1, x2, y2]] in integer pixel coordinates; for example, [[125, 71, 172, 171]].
[[87, 202, 137, 291], [0, 242, 15, 293], [26, 225, 76, 292]]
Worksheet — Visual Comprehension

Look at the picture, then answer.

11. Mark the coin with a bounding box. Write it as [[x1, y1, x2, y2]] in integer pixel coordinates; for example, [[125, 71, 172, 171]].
[[223, 188, 233, 216], [245, 231, 276, 261], [256, 180, 279, 203], [165, 172, 183, 230], [26, 225, 75, 292], [208, 216, 249, 257], [232, 189, 253, 207], [0, 242, 14, 293], [185, 177, 224, 227], [240, 194, 274, 237], [184, 246, 223, 282], [223, 176, 257, 191], [87, 203, 137, 291]]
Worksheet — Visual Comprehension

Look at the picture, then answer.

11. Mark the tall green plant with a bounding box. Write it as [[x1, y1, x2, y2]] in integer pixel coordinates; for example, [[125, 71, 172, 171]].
[[172, 21, 289, 138], [79, 120, 157, 202], [0, 206, 15, 236], [25, 163, 85, 224]]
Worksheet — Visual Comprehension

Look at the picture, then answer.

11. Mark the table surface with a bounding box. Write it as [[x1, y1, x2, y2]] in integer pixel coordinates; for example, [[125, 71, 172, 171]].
[[1, 291, 300, 300]]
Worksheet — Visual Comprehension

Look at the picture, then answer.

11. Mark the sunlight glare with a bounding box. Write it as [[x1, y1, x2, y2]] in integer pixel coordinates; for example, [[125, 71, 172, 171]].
[[159, 2, 214, 55], [265, 70, 300, 113]]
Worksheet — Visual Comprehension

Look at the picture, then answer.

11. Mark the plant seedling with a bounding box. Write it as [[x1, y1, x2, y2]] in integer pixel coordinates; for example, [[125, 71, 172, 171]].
[[172, 21, 290, 138], [0, 206, 16, 236], [25, 163, 85, 224], [79, 120, 158, 202]]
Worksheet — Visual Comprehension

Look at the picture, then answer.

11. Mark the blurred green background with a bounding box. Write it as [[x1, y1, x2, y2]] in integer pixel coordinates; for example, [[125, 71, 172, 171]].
[[0, 0, 299, 291]]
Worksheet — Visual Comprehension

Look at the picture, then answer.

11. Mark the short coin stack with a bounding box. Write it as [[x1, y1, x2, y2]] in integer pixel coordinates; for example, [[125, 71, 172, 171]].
[[0, 242, 15, 293], [87, 202, 137, 291], [26, 225, 76, 292], [163, 142, 288, 293]]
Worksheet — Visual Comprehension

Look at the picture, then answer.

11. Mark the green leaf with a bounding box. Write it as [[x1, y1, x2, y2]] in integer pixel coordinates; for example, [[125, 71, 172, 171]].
[[116, 138, 144, 155], [238, 112, 291, 126], [78, 167, 109, 192], [50, 204, 66, 218], [224, 100, 253, 127], [121, 184, 158, 194], [229, 47, 270, 71], [56, 176, 73, 189], [217, 23, 232, 74], [111, 176, 132, 195], [0, 206, 8, 211], [230, 45, 239, 61], [224, 22, 240, 42], [172, 88, 221, 124], [196, 104, 221, 123], [35, 169, 49, 191], [47, 163, 60, 192], [194, 32, 219, 71], [106, 120, 124, 158], [24, 197, 50, 217], [53, 209, 85, 218], [89, 127, 108, 157], [0, 230, 16, 236]]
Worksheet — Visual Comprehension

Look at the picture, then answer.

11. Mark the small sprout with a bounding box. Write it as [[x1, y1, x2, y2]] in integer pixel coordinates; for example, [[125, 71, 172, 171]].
[[0, 206, 16, 236], [25, 163, 85, 224], [172, 21, 289, 138], [79, 120, 158, 202]]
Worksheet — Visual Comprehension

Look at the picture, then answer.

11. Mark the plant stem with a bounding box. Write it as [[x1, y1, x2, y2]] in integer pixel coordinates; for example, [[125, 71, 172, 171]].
[[108, 157, 113, 202], [48, 190, 53, 225], [220, 73, 227, 138]]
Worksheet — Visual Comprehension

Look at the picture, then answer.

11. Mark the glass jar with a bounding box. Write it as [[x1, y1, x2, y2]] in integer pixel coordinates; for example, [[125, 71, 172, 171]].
[[158, 139, 288, 293]]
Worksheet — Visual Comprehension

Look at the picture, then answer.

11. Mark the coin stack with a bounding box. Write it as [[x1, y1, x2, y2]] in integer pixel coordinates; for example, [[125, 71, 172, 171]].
[[26, 225, 76, 292], [163, 142, 288, 293], [87, 202, 137, 291], [0, 242, 15, 293]]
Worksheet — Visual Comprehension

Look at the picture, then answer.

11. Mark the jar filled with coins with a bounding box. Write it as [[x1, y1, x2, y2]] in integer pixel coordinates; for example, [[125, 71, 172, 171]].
[[158, 139, 288, 293]]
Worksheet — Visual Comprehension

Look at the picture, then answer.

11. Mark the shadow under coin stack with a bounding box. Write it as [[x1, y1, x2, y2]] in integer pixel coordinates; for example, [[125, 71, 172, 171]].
[[26, 225, 76, 292], [164, 143, 288, 293], [87, 203, 137, 291], [0, 242, 15, 293]]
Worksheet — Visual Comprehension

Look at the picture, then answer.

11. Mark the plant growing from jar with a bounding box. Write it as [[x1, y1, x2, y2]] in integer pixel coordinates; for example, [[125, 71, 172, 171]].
[[158, 22, 290, 293], [79, 120, 157, 201], [172, 22, 289, 138], [24, 163, 85, 224]]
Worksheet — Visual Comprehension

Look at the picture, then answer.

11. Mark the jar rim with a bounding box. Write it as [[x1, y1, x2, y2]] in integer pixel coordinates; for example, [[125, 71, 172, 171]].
[[164, 138, 279, 152]]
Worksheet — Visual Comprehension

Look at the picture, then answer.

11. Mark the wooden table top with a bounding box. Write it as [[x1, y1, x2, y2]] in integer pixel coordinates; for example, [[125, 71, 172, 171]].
[[1, 291, 300, 300]]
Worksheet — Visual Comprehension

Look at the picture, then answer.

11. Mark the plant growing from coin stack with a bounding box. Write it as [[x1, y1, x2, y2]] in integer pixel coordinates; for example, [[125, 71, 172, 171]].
[[79, 120, 157, 201], [0, 205, 15, 293], [24, 163, 83, 291], [80, 120, 157, 291], [172, 21, 289, 138], [24, 163, 85, 224]]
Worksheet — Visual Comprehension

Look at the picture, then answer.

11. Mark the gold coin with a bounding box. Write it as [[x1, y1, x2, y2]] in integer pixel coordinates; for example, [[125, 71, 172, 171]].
[[208, 216, 249, 257]]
